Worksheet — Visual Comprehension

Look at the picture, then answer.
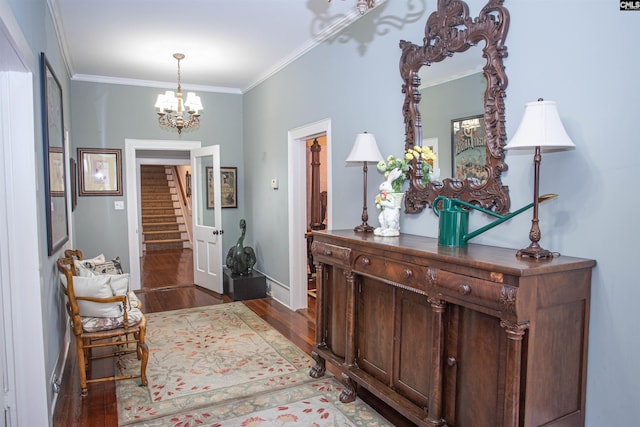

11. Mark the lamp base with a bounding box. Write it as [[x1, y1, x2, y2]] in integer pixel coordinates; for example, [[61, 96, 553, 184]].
[[516, 243, 555, 260], [354, 223, 375, 233]]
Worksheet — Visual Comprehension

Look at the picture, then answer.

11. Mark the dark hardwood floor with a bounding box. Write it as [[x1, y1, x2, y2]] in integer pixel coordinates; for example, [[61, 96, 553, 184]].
[[52, 249, 412, 426]]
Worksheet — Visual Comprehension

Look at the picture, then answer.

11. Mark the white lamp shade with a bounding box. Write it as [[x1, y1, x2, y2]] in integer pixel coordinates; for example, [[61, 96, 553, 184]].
[[155, 90, 178, 111], [505, 100, 576, 152], [346, 132, 384, 163], [185, 92, 203, 113]]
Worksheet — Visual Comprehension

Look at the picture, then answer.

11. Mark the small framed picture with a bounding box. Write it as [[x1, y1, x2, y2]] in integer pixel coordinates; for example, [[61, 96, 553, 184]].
[[206, 166, 238, 209], [78, 148, 123, 196]]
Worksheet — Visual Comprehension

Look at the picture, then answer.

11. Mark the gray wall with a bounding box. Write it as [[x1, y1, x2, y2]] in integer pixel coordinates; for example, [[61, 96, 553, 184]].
[[69, 82, 245, 269], [242, 1, 639, 425]]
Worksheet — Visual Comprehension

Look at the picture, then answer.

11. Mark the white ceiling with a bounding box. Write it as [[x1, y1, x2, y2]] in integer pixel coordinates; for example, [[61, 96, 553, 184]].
[[49, 0, 376, 94]]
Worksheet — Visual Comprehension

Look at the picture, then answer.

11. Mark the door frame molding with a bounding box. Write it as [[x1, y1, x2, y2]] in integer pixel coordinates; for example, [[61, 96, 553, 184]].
[[287, 119, 332, 310], [125, 139, 201, 290], [0, 10, 49, 424]]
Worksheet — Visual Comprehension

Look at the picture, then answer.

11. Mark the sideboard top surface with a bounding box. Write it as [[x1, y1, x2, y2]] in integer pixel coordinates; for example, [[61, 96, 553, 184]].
[[313, 230, 595, 277]]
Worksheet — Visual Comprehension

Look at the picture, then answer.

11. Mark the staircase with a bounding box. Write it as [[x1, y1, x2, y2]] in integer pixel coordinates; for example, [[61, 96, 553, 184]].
[[140, 165, 191, 252]]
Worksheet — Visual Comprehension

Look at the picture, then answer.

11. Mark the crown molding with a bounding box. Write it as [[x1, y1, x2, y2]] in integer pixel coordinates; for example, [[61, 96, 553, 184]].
[[71, 73, 242, 95]]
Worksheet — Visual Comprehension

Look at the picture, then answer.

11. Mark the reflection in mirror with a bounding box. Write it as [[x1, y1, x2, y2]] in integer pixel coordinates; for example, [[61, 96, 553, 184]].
[[419, 66, 485, 180], [400, 0, 510, 214]]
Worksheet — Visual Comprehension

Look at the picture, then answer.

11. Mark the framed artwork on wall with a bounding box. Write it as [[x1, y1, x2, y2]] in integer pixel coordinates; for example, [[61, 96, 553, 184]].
[[70, 158, 77, 211], [206, 166, 238, 209], [220, 167, 237, 208], [451, 114, 488, 184], [78, 148, 123, 196], [40, 52, 69, 256]]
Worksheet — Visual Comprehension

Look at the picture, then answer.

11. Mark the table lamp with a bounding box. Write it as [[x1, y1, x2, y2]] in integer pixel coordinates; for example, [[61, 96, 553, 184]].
[[346, 132, 384, 232], [504, 99, 575, 259]]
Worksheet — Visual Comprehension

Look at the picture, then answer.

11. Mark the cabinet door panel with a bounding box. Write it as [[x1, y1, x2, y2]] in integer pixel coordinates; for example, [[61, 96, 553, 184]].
[[326, 266, 347, 358], [445, 306, 506, 427], [395, 289, 431, 408], [358, 277, 394, 383]]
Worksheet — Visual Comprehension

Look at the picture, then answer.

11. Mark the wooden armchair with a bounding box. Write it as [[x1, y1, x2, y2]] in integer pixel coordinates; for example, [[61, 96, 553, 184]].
[[57, 253, 148, 396]]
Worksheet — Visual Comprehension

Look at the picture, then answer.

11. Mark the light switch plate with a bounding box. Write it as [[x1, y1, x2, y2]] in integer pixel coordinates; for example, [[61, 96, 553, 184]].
[[271, 178, 279, 189], [114, 201, 124, 210]]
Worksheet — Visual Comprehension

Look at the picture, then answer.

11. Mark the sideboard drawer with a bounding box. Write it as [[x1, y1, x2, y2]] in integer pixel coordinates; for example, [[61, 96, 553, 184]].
[[353, 253, 427, 292], [431, 269, 515, 315], [311, 241, 351, 267]]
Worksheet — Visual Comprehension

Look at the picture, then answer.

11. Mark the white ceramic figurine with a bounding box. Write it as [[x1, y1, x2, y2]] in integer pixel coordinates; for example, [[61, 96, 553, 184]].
[[374, 168, 403, 237]]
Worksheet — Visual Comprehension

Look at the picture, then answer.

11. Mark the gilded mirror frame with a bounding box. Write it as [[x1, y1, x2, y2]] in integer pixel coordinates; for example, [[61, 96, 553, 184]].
[[400, 0, 510, 214]]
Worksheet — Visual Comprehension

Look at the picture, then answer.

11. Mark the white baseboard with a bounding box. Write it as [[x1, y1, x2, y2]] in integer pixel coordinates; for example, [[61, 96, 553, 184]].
[[50, 323, 71, 412], [254, 269, 291, 310]]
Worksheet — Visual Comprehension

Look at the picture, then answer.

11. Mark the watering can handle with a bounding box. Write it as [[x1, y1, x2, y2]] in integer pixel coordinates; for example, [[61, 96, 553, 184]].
[[433, 196, 447, 217]]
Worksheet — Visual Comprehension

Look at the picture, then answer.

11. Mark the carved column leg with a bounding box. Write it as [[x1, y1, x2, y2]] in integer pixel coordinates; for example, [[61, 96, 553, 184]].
[[310, 262, 326, 378], [340, 270, 357, 403], [427, 297, 447, 426], [500, 320, 529, 427]]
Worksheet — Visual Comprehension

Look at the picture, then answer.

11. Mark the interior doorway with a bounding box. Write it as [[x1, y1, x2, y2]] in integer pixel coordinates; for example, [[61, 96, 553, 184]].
[[138, 162, 194, 290], [305, 135, 328, 301], [125, 139, 201, 291], [287, 119, 332, 311]]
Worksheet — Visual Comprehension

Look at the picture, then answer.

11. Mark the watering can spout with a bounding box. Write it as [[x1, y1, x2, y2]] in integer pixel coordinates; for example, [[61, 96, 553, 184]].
[[433, 194, 557, 247]]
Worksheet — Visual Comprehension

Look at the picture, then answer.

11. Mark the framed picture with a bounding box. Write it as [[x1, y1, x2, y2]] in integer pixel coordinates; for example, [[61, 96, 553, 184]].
[[40, 52, 69, 256], [451, 114, 488, 184], [78, 148, 123, 196], [70, 158, 77, 211], [220, 167, 238, 208], [206, 166, 238, 209], [48, 147, 65, 196]]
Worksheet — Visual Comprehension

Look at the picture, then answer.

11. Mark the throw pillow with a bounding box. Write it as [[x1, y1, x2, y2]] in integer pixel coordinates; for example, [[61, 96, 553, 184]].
[[82, 255, 124, 275], [74, 261, 96, 278], [67, 275, 123, 318], [108, 273, 132, 309]]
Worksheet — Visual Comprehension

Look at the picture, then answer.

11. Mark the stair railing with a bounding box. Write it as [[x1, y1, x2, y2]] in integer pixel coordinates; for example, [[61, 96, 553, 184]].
[[171, 166, 193, 246]]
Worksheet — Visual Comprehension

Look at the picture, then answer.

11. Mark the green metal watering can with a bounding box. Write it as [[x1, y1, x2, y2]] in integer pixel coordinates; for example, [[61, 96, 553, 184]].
[[433, 194, 557, 247]]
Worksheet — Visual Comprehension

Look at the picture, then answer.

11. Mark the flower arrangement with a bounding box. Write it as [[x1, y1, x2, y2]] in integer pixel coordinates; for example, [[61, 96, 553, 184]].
[[376, 145, 437, 193]]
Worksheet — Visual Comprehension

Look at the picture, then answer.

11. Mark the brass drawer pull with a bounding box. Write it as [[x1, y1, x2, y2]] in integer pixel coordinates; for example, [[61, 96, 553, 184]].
[[360, 257, 370, 266], [324, 249, 332, 256], [403, 268, 413, 280], [447, 357, 457, 367]]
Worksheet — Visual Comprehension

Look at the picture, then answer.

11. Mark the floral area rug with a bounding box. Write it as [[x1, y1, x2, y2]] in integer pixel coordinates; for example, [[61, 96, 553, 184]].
[[126, 377, 393, 427], [116, 302, 320, 426]]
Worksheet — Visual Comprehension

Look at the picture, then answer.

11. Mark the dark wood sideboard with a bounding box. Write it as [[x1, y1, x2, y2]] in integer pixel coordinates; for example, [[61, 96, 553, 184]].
[[310, 230, 595, 427]]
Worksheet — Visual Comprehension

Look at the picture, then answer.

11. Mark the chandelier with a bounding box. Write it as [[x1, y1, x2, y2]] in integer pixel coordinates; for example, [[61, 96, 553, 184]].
[[154, 53, 203, 134], [328, 0, 375, 14]]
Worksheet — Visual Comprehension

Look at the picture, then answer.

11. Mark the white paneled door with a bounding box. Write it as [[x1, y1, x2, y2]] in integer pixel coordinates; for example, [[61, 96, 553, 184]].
[[191, 146, 223, 293]]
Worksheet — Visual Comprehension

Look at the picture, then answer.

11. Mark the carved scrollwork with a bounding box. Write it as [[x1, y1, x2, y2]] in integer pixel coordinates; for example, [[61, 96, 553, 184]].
[[500, 285, 517, 314], [500, 319, 529, 340], [400, 0, 511, 214]]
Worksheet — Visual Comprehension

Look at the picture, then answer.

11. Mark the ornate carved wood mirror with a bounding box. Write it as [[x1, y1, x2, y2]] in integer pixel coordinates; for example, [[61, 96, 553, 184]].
[[400, 0, 510, 214]]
